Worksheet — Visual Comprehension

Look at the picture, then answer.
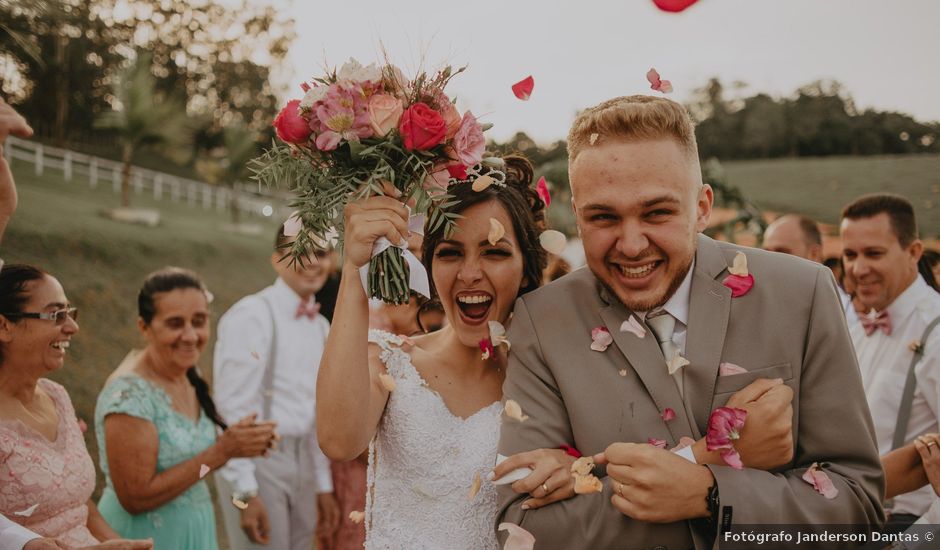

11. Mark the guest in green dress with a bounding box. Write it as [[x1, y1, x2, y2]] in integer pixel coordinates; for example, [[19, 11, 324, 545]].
[[94, 267, 278, 550]]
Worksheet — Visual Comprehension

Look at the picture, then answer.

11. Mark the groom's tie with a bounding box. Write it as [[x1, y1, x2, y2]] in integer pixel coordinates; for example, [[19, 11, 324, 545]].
[[647, 311, 684, 396]]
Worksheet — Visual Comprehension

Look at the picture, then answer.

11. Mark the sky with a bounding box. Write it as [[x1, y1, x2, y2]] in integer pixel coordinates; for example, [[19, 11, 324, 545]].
[[273, 0, 940, 143]]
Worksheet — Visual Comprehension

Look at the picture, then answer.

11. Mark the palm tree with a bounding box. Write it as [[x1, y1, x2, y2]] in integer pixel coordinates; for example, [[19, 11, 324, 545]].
[[94, 53, 188, 208]]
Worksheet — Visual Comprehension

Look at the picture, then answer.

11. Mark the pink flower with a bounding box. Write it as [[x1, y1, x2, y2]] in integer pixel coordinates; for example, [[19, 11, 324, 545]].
[[646, 68, 673, 94], [367, 94, 404, 137], [648, 438, 667, 449], [661, 408, 676, 422], [479, 338, 495, 360], [313, 83, 373, 151], [434, 95, 462, 140], [590, 326, 613, 352], [722, 274, 755, 297], [706, 406, 747, 470], [273, 99, 312, 144], [802, 463, 839, 499], [446, 164, 467, 180], [718, 362, 748, 376], [422, 167, 450, 195], [536, 176, 551, 207], [512, 76, 535, 101], [450, 111, 485, 166], [399, 102, 447, 151]]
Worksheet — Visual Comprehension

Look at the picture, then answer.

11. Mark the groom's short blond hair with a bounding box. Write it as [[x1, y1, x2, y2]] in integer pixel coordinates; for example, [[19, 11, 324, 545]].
[[567, 95, 698, 162]]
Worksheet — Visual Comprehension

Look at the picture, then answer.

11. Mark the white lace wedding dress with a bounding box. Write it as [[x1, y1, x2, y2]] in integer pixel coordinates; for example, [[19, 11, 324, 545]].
[[365, 330, 502, 550]]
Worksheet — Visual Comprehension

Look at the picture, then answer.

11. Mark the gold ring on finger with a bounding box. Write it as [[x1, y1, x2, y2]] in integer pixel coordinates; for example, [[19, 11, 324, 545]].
[[617, 481, 625, 497], [541, 483, 549, 493], [929, 442, 938, 448]]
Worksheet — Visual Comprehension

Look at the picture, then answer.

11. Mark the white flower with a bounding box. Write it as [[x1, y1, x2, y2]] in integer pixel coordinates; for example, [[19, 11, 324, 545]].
[[337, 58, 383, 83], [300, 86, 328, 109]]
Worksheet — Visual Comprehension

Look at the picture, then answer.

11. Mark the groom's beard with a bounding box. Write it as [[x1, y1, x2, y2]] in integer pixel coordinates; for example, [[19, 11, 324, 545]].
[[606, 249, 695, 313]]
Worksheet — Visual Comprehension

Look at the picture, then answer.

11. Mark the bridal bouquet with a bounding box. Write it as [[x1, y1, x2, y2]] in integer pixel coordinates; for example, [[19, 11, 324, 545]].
[[252, 59, 488, 304]]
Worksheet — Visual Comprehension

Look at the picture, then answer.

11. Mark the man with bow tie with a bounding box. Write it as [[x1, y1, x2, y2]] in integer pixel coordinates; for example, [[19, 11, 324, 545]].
[[213, 223, 340, 549], [842, 194, 940, 529]]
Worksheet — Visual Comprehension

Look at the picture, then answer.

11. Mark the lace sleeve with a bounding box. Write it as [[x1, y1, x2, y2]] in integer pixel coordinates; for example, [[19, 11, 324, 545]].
[[96, 376, 157, 421]]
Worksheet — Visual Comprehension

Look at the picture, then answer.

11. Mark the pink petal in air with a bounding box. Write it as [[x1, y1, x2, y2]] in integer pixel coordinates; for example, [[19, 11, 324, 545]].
[[499, 522, 536, 550], [670, 436, 697, 452], [13, 504, 39, 517], [720, 449, 744, 470], [661, 408, 676, 422], [652, 0, 700, 13], [718, 362, 748, 376], [77, 418, 88, 433], [802, 463, 839, 499], [535, 176, 551, 207], [511, 76, 535, 101], [199, 464, 211, 479], [646, 68, 673, 94], [620, 315, 647, 338], [590, 326, 613, 352], [648, 438, 667, 449], [722, 274, 755, 298]]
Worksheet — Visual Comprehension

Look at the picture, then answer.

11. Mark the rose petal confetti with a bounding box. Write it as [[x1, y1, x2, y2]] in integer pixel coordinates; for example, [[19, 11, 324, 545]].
[[571, 456, 595, 476], [479, 338, 495, 360], [535, 176, 551, 207], [511, 76, 535, 101], [77, 418, 88, 433], [648, 438, 667, 449], [283, 213, 303, 238], [802, 462, 839, 499], [198, 464, 211, 479], [472, 174, 496, 192], [539, 229, 567, 255], [618, 369, 628, 377], [667, 354, 690, 375], [560, 445, 582, 458], [504, 399, 529, 422], [706, 406, 747, 470], [620, 315, 646, 338], [573, 473, 604, 494], [488, 218, 506, 246], [397, 334, 416, 348], [719, 362, 748, 376], [589, 133, 599, 145], [447, 164, 468, 180], [590, 326, 613, 352], [670, 436, 697, 452], [468, 470, 482, 500], [722, 274, 755, 297], [349, 510, 365, 524], [489, 320, 511, 350], [652, 0, 700, 13], [13, 504, 39, 517], [379, 373, 397, 392], [250, 351, 260, 360], [498, 522, 536, 550], [729, 251, 749, 276], [661, 408, 676, 422], [646, 68, 673, 94]]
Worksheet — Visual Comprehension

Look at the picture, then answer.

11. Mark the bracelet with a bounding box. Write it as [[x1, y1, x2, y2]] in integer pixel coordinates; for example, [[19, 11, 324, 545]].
[[705, 480, 720, 526]]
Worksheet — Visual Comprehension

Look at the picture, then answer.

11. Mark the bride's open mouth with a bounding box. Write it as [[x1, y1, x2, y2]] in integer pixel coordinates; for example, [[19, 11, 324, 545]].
[[455, 291, 493, 326]]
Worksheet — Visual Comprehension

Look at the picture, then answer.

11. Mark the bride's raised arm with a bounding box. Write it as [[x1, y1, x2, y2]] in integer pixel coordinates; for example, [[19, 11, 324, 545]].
[[316, 194, 411, 461]]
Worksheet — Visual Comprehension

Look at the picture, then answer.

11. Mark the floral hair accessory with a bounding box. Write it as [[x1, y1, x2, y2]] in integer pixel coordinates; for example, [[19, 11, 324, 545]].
[[449, 161, 508, 190], [706, 406, 747, 469]]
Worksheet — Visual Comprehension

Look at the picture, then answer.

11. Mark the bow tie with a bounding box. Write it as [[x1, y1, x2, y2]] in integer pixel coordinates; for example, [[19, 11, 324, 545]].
[[295, 301, 321, 320], [861, 309, 892, 337]]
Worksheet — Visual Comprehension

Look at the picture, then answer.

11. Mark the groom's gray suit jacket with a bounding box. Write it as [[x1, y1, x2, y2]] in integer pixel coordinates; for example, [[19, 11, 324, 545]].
[[497, 234, 884, 549]]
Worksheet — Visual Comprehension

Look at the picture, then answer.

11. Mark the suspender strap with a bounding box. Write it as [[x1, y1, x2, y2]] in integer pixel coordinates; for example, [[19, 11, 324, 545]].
[[259, 295, 278, 421], [892, 315, 940, 450]]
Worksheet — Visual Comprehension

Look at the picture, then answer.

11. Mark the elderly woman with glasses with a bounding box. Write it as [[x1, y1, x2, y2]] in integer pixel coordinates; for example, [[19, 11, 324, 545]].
[[0, 264, 152, 549]]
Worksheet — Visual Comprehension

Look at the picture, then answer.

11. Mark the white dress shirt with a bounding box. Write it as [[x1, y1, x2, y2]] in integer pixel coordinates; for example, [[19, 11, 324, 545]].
[[213, 278, 333, 494], [851, 275, 940, 516], [0, 514, 39, 550]]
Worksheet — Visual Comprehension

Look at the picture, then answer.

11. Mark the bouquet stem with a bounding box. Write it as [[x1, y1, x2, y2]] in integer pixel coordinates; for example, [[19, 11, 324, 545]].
[[368, 247, 411, 305]]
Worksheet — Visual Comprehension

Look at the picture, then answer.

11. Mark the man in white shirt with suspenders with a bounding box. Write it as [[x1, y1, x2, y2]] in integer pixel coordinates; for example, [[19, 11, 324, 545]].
[[841, 193, 940, 529], [214, 225, 339, 549]]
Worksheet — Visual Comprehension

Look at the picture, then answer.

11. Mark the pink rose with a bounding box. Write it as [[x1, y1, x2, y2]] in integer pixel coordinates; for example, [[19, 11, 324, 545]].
[[273, 99, 312, 144], [439, 100, 462, 140], [451, 111, 485, 166], [399, 103, 447, 151], [368, 94, 404, 137]]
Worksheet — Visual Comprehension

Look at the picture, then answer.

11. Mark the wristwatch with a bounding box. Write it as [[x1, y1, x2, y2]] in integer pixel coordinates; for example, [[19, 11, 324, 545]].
[[232, 489, 258, 510]]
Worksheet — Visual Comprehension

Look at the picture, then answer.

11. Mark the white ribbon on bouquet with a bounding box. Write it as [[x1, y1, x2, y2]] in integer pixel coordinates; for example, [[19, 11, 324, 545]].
[[358, 211, 430, 299]]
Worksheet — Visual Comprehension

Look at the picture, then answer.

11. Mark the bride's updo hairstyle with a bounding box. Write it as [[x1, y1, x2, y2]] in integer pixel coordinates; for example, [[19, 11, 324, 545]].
[[421, 154, 548, 300]]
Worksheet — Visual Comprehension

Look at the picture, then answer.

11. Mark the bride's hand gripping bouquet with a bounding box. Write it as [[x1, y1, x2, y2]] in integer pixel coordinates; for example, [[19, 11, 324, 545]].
[[252, 59, 488, 304]]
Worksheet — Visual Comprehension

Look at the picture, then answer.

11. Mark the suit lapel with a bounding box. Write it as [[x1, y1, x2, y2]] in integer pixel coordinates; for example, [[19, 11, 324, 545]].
[[684, 234, 733, 436], [598, 289, 696, 443]]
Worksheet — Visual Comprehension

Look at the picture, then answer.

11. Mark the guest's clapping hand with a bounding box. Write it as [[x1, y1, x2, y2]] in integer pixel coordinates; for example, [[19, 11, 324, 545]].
[[594, 443, 713, 523], [915, 434, 940, 497], [342, 183, 410, 269], [492, 448, 578, 510], [217, 413, 278, 459]]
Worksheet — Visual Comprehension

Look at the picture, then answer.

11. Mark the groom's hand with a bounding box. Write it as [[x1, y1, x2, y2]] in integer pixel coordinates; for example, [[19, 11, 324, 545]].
[[595, 443, 712, 523]]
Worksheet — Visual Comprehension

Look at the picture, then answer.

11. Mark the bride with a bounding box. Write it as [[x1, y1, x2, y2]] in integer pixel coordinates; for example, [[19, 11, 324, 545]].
[[316, 155, 571, 549]]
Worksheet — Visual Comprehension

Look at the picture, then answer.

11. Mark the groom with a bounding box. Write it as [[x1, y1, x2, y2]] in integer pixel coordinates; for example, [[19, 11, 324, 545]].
[[496, 96, 884, 548]]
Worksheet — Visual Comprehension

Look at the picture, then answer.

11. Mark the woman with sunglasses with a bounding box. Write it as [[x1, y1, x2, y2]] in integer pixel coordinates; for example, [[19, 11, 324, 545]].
[[0, 264, 152, 549]]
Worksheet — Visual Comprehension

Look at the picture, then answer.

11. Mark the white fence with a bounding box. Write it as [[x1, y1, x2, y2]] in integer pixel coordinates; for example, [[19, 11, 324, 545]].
[[4, 135, 291, 219]]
